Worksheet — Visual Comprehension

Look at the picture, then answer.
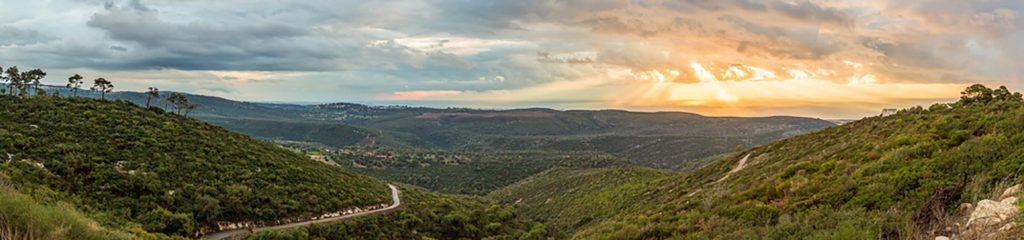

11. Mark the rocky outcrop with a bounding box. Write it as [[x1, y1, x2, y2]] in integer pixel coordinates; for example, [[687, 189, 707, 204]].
[[967, 197, 1019, 227], [936, 184, 1021, 240]]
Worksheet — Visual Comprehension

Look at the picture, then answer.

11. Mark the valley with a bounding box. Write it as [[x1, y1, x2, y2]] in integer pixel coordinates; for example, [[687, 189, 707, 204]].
[[4, 2, 1022, 239], [73, 87, 834, 170], [3, 83, 1024, 240]]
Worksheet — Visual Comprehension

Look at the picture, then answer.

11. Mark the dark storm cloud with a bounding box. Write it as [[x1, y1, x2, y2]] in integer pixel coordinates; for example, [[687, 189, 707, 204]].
[[83, 2, 341, 70]]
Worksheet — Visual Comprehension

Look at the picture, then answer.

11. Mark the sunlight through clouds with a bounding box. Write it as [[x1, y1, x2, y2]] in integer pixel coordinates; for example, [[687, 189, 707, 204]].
[[0, 0, 1020, 118]]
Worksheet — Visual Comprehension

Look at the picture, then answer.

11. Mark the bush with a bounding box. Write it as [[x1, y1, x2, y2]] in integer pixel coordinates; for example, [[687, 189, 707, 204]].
[[140, 207, 194, 236]]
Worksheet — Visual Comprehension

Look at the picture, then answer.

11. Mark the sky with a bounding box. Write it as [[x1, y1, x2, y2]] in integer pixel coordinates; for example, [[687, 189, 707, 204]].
[[1, 0, 1022, 118]]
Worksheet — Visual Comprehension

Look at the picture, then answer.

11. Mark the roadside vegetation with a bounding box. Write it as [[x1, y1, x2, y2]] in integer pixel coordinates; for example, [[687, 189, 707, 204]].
[[249, 185, 546, 240]]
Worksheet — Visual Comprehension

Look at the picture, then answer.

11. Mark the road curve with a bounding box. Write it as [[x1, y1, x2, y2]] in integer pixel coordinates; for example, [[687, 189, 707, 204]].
[[202, 184, 401, 240]]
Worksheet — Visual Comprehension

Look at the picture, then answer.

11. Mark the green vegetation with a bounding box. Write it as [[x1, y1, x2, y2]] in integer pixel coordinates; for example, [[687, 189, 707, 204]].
[[0, 95, 389, 237], [0, 184, 135, 240], [326, 109, 835, 170], [498, 84, 1024, 239], [33, 77, 835, 171], [203, 117, 380, 148], [1, 66, 47, 97], [328, 147, 630, 195], [490, 167, 671, 238], [71, 89, 831, 170], [249, 185, 543, 240]]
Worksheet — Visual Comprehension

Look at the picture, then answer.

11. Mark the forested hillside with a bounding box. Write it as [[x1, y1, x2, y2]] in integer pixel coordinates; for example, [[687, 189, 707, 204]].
[[496, 85, 1024, 239], [0, 95, 390, 238], [45, 84, 833, 170], [329, 148, 631, 195], [309, 108, 836, 169]]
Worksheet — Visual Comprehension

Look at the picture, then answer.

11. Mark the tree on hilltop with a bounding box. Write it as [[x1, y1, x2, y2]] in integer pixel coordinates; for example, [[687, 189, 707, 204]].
[[146, 87, 160, 108], [67, 74, 84, 97], [91, 78, 114, 99], [959, 84, 1021, 105]]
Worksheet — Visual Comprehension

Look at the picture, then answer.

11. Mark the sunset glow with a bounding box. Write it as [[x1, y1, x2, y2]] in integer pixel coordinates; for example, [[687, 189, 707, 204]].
[[2, 0, 1021, 118]]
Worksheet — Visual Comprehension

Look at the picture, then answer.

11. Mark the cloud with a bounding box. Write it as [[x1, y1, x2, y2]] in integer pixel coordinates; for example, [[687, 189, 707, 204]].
[[769, 1, 853, 26], [718, 15, 842, 59], [0, 0, 1022, 118], [0, 26, 50, 46], [389, 90, 464, 100]]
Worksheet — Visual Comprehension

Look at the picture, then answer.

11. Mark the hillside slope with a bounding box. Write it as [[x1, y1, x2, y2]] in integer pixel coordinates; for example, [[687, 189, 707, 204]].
[[331, 148, 631, 195], [329, 108, 836, 169], [497, 85, 1024, 239], [490, 167, 672, 238], [0, 183, 133, 240], [0, 95, 390, 238]]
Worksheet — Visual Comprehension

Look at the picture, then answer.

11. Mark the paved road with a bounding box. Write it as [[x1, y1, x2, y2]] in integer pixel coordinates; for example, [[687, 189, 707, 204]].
[[202, 184, 401, 240]]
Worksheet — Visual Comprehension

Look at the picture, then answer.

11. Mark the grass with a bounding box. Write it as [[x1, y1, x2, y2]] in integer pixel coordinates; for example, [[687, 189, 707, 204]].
[[0, 185, 132, 240]]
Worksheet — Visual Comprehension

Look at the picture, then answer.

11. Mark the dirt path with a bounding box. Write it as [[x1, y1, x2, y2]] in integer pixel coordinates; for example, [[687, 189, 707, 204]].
[[202, 184, 401, 240], [716, 153, 751, 182]]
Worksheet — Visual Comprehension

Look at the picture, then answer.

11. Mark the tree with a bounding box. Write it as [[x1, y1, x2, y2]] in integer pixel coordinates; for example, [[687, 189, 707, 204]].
[[67, 74, 84, 97], [139, 207, 195, 236], [992, 86, 1023, 102], [91, 78, 114, 100], [146, 87, 160, 108], [21, 69, 46, 96], [0, 65, 5, 95], [960, 84, 1023, 105], [959, 84, 994, 105], [184, 103, 197, 117], [165, 92, 189, 114], [4, 66, 19, 95]]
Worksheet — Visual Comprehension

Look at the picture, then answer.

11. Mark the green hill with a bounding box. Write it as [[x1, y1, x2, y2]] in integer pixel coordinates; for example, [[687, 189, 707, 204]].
[[0, 95, 390, 238], [494, 85, 1024, 239]]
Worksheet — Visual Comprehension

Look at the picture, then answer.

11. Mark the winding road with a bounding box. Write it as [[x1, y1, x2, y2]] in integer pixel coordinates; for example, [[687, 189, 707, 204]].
[[202, 184, 401, 240]]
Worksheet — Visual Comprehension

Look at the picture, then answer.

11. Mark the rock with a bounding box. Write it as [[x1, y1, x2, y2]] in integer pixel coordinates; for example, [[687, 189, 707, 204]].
[[1000, 222, 1016, 232], [935, 236, 950, 240], [968, 197, 1020, 227], [1001, 196, 1018, 205], [1001, 184, 1021, 199], [958, 202, 973, 213]]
